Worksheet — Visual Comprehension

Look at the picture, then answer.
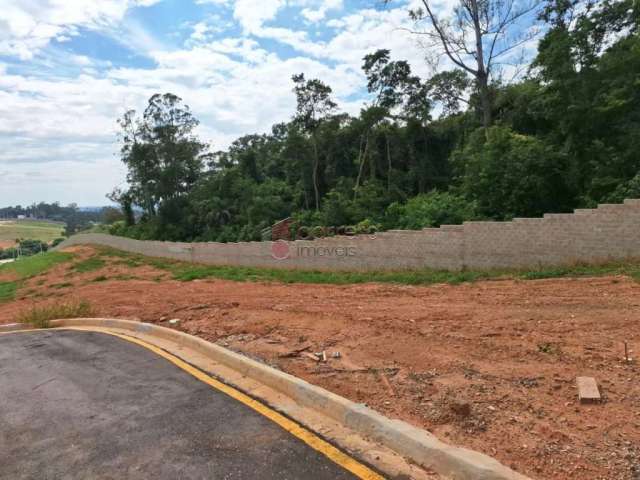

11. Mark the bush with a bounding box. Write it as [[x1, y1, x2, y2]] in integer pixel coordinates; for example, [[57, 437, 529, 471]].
[[605, 173, 640, 203], [51, 237, 66, 248], [0, 248, 16, 260], [385, 191, 478, 229], [19, 239, 48, 256]]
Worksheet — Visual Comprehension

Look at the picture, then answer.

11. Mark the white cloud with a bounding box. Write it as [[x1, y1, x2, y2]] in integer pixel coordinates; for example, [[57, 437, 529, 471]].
[[301, 0, 343, 22], [233, 0, 286, 33], [0, 0, 161, 59], [0, 0, 469, 205]]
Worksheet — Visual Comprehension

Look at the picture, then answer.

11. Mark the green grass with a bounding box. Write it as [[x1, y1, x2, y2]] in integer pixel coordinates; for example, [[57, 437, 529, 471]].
[[72, 257, 106, 273], [0, 251, 74, 303], [1, 251, 73, 279], [93, 245, 640, 286], [91, 275, 108, 282], [16, 300, 94, 328], [519, 262, 640, 281], [0, 281, 17, 302], [0, 219, 65, 245]]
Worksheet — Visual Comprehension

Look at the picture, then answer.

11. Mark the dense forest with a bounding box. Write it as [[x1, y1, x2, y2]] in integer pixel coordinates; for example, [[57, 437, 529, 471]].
[[108, 0, 640, 242]]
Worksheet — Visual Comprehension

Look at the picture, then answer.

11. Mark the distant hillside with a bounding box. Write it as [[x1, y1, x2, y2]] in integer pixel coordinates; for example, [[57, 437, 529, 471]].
[[0, 219, 65, 247]]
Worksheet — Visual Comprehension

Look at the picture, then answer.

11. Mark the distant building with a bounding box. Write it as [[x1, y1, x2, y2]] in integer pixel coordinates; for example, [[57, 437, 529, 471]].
[[17, 215, 26, 220]]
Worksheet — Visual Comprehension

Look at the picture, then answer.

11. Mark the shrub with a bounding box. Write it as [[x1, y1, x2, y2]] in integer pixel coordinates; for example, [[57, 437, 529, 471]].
[[605, 173, 640, 203], [456, 126, 573, 219], [51, 237, 66, 248], [16, 300, 94, 328], [385, 191, 478, 229]]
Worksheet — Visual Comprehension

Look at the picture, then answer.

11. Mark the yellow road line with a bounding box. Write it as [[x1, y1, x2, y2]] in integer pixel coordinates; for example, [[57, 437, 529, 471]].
[[4, 327, 385, 480]]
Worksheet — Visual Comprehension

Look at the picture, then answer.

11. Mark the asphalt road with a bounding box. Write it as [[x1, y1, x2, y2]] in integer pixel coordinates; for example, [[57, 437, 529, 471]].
[[0, 330, 363, 479]]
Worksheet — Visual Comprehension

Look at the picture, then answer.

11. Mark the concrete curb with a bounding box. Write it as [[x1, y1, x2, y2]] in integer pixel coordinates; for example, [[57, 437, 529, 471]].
[[1, 318, 531, 480], [0, 323, 31, 332]]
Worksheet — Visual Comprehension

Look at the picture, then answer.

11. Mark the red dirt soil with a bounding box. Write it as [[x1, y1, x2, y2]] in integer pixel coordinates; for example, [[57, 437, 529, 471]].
[[2, 246, 639, 480]]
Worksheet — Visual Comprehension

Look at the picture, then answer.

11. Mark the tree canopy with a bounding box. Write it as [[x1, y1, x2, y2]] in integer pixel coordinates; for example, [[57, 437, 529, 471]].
[[108, 0, 640, 242]]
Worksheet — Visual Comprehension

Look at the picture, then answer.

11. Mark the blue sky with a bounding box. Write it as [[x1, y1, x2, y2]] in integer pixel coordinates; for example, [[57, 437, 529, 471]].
[[0, 0, 535, 206]]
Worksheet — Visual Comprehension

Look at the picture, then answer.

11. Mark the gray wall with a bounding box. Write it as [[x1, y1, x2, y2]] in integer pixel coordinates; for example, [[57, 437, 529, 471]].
[[57, 199, 640, 272]]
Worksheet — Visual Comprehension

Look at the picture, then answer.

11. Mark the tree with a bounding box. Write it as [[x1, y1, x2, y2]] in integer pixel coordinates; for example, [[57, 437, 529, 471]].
[[117, 93, 208, 218], [102, 2, 639, 245], [534, 0, 639, 202], [292, 74, 338, 210], [387, 0, 543, 127], [385, 190, 478, 228], [358, 49, 431, 196], [101, 206, 125, 225], [456, 126, 573, 218]]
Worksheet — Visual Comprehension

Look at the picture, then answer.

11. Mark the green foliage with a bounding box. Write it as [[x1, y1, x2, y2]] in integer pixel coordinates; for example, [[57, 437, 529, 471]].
[[385, 191, 478, 229], [0, 282, 17, 303], [105, 1, 639, 243], [605, 174, 640, 203], [456, 127, 572, 219], [0, 238, 49, 260], [51, 237, 65, 247]]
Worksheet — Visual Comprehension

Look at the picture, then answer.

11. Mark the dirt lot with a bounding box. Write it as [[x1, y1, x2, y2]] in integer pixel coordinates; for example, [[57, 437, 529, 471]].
[[0, 240, 16, 249], [2, 246, 639, 480]]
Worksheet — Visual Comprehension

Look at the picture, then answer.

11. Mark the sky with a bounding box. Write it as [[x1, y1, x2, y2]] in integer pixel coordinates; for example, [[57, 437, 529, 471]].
[[0, 0, 533, 207]]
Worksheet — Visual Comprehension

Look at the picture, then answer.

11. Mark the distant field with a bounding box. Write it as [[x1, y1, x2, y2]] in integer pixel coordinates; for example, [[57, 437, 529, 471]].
[[0, 220, 65, 247]]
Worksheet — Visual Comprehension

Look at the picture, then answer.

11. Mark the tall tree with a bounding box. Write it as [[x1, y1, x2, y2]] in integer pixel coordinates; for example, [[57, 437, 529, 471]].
[[359, 49, 431, 196], [117, 93, 208, 217], [292, 74, 338, 210], [387, 0, 543, 128]]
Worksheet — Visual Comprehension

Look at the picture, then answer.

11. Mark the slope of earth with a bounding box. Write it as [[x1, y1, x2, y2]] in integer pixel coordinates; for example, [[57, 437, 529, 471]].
[[2, 245, 639, 480]]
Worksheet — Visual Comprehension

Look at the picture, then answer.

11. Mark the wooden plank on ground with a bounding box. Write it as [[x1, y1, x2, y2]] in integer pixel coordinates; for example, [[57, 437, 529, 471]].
[[576, 376, 601, 404]]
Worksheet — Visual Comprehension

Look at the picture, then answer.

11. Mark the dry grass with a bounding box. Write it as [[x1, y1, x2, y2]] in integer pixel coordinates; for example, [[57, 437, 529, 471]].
[[16, 300, 94, 329]]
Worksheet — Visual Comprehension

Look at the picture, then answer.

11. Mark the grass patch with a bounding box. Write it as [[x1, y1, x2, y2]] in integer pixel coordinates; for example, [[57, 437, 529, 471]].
[[91, 275, 108, 282], [0, 252, 74, 303], [0, 219, 65, 244], [72, 257, 106, 273], [92, 245, 640, 286], [0, 251, 73, 279], [519, 261, 640, 281], [51, 282, 73, 289], [0, 281, 18, 302], [16, 300, 94, 329]]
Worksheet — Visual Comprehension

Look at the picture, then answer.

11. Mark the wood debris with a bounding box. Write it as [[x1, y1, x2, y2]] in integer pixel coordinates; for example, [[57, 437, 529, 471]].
[[576, 376, 601, 404]]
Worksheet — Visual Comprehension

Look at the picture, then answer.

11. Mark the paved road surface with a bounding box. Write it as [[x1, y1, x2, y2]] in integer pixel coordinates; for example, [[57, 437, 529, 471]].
[[0, 330, 365, 479]]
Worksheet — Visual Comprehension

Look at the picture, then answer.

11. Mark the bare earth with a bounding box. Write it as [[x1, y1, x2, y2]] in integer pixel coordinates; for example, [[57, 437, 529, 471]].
[[2, 246, 639, 480]]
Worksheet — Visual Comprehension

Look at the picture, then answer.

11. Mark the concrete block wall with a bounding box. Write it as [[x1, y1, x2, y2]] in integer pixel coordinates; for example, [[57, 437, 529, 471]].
[[56, 199, 640, 272]]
